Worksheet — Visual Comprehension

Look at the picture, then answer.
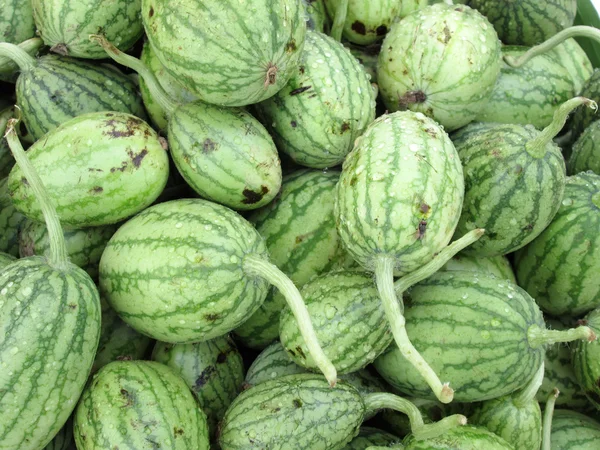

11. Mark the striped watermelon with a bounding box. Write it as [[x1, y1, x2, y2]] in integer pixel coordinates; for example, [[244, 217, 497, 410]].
[[151, 336, 245, 436], [336, 110, 465, 403], [0, 177, 26, 257], [280, 269, 392, 374], [549, 409, 600, 449], [99, 198, 336, 384], [374, 271, 594, 402], [74, 361, 209, 449], [570, 70, 600, 143], [8, 112, 169, 228], [403, 425, 513, 450], [469, 363, 544, 450], [573, 308, 600, 409], [515, 171, 600, 317], [0, 1, 36, 82], [0, 119, 101, 450], [31, 0, 143, 59], [254, 30, 376, 169], [466, 0, 577, 46], [377, 3, 502, 131], [19, 220, 117, 280], [451, 97, 580, 257], [0, 106, 16, 178], [92, 297, 152, 373], [324, 0, 428, 45], [342, 427, 401, 449], [0, 251, 16, 269], [305, 0, 330, 32], [139, 41, 198, 132], [235, 169, 356, 349], [141, 0, 306, 107], [568, 120, 600, 175], [44, 420, 75, 450], [0, 47, 148, 140], [536, 319, 592, 412], [441, 253, 516, 283], [478, 46, 575, 129], [547, 39, 593, 96]]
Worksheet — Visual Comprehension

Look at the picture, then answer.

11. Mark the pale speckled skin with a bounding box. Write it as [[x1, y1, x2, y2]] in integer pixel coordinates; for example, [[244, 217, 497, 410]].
[[8, 112, 169, 228], [74, 361, 209, 450], [219, 374, 365, 450], [335, 111, 464, 275], [550, 410, 600, 449], [0, 258, 101, 450], [32, 0, 143, 59], [378, 3, 502, 131], [441, 253, 516, 283], [142, 0, 306, 107]]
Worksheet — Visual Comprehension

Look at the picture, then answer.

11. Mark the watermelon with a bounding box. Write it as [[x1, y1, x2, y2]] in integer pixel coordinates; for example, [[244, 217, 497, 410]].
[[547, 39, 593, 96], [466, 0, 577, 46], [342, 427, 401, 450], [0, 251, 16, 269], [335, 110, 465, 402], [441, 253, 516, 283], [469, 363, 544, 449], [138, 41, 198, 132], [377, 3, 502, 131], [0, 119, 101, 450], [32, 0, 143, 59], [254, 30, 376, 169], [8, 112, 169, 228], [515, 171, 600, 317], [74, 360, 210, 449], [141, 0, 306, 106], [451, 98, 591, 257], [245, 341, 309, 387], [324, 0, 428, 45], [0, 176, 26, 257], [374, 271, 595, 403], [99, 198, 336, 385], [549, 409, 600, 449], [573, 308, 600, 409], [235, 169, 355, 349], [0, 1, 37, 83], [19, 220, 117, 280], [403, 425, 513, 450], [478, 46, 575, 129], [152, 336, 245, 436], [568, 120, 600, 175], [0, 106, 16, 178], [0, 44, 147, 141], [305, 0, 330, 32], [91, 297, 152, 374]]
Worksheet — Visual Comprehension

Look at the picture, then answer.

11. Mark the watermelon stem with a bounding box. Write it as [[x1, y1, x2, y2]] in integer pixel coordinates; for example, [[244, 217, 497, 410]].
[[513, 361, 545, 407], [393, 229, 485, 300], [542, 388, 559, 450], [376, 255, 454, 404], [242, 254, 337, 386], [89, 34, 178, 116], [0, 38, 43, 72], [525, 97, 597, 158], [330, 0, 348, 41], [4, 116, 69, 269], [527, 324, 596, 348], [505, 26, 600, 68], [363, 392, 466, 440]]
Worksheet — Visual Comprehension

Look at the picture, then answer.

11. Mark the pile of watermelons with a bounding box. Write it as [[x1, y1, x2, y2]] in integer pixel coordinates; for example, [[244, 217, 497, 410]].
[[2, 0, 600, 449]]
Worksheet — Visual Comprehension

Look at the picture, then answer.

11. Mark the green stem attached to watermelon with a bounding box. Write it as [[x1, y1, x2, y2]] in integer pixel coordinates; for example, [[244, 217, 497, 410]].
[[89, 34, 178, 116], [363, 392, 467, 440], [542, 388, 559, 450], [242, 254, 337, 386], [512, 362, 545, 408], [525, 97, 597, 158], [330, 0, 348, 41], [0, 38, 43, 72], [527, 323, 596, 348], [4, 116, 69, 270], [504, 26, 600, 68]]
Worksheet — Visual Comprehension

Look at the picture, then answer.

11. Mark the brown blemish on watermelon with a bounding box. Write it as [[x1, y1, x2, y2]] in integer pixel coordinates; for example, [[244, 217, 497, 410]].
[[174, 427, 185, 436], [120, 389, 134, 407], [110, 162, 128, 173], [295, 346, 306, 359], [149, 6, 154, 17], [21, 177, 29, 186], [129, 148, 148, 168], [203, 138, 217, 153], [441, 24, 452, 44], [376, 25, 388, 36], [352, 21, 367, 35], [194, 366, 216, 389], [416, 220, 427, 240], [290, 86, 311, 96], [285, 39, 297, 53], [242, 186, 269, 204], [50, 44, 69, 56], [205, 313, 220, 321], [420, 203, 430, 214], [341, 122, 350, 133], [398, 91, 427, 110], [293, 399, 303, 408], [265, 63, 278, 87], [291, 120, 297, 128], [424, 128, 438, 138], [89, 186, 103, 194]]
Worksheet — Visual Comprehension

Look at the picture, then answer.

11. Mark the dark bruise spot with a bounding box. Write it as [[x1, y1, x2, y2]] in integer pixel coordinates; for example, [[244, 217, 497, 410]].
[[424, 128, 437, 138], [293, 399, 303, 408], [341, 122, 350, 133], [216, 352, 227, 364], [194, 366, 216, 389], [299, 66, 305, 75], [88, 168, 103, 172], [128, 148, 148, 168], [89, 186, 103, 194], [205, 313, 220, 321], [149, 6, 154, 17], [241, 382, 252, 391], [285, 39, 297, 52], [174, 427, 184, 436], [416, 220, 427, 240], [351, 21, 367, 35], [120, 389, 134, 407], [265, 63, 278, 87], [68, 304, 77, 310], [203, 138, 217, 153], [242, 185, 269, 204], [522, 223, 534, 231], [349, 176, 358, 186], [398, 90, 427, 110], [295, 346, 306, 359], [287, 348, 296, 357], [290, 86, 311, 96], [295, 233, 309, 244], [291, 120, 297, 128], [110, 161, 128, 173], [272, 407, 281, 413], [442, 24, 452, 44], [21, 177, 29, 186], [420, 203, 430, 214], [376, 25, 388, 36], [104, 116, 142, 139]]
